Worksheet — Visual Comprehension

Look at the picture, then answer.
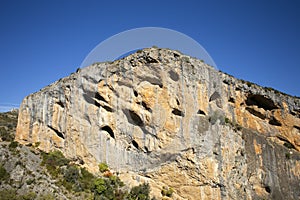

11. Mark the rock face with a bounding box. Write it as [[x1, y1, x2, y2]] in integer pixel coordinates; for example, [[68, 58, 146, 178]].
[[16, 48, 300, 199]]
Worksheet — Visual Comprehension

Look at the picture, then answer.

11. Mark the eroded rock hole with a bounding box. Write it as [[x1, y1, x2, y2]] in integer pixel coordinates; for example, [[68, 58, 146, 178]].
[[102, 105, 113, 112], [197, 109, 206, 115], [264, 186, 271, 193], [132, 140, 139, 150], [268, 116, 282, 126], [134, 90, 138, 97], [245, 94, 278, 110], [277, 136, 296, 150], [95, 92, 108, 103], [56, 101, 65, 108], [246, 107, 266, 119], [294, 125, 300, 131], [142, 101, 152, 112], [47, 125, 65, 139], [173, 52, 180, 58], [209, 91, 221, 102], [145, 56, 158, 63], [101, 126, 115, 139], [124, 109, 144, 126], [83, 93, 100, 107], [228, 97, 235, 103], [169, 70, 179, 81], [172, 108, 184, 117]]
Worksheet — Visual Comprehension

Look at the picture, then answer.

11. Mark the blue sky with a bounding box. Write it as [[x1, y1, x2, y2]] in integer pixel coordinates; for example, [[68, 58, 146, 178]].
[[1, 0, 299, 112]]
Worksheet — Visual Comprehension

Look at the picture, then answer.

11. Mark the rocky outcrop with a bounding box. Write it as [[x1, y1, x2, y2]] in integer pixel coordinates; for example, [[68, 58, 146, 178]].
[[16, 48, 300, 199]]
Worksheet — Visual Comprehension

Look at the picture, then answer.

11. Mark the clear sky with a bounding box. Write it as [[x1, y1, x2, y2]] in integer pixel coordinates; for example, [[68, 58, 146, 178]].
[[1, 0, 299, 112]]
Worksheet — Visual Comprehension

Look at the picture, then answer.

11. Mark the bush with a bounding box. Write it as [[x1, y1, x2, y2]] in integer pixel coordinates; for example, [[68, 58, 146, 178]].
[[41, 150, 70, 177], [42, 150, 69, 168], [93, 176, 126, 200], [0, 127, 13, 141], [0, 190, 37, 200], [9, 141, 19, 150], [79, 167, 96, 191], [0, 189, 17, 200], [36, 193, 56, 200], [128, 183, 151, 200], [0, 164, 9, 182], [98, 162, 109, 173], [26, 178, 35, 185], [20, 192, 37, 200], [161, 186, 174, 197]]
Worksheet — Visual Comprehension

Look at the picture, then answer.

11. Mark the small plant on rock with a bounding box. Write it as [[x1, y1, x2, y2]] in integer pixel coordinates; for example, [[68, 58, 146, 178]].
[[98, 162, 109, 173], [161, 186, 174, 197]]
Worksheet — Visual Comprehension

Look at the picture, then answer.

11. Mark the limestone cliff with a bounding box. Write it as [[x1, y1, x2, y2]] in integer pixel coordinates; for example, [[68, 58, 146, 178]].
[[16, 48, 300, 199]]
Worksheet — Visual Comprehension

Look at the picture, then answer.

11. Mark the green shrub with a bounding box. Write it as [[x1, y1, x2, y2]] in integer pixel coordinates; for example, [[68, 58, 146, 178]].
[[98, 162, 109, 173], [93, 176, 126, 200], [20, 191, 37, 200], [225, 117, 230, 124], [79, 167, 96, 191], [161, 186, 174, 197], [128, 183, 151, 200], [26, 178, 35, 185], [34, 142, 41, 147], [0, 127, 13, 141], [0, 189, 17, 200], [0, 164, 9, 182], [41, 150, 69, 168], [9, 141, 19, 150], [36, 193, 56, 200], [41, 150, 69, 177], [0, 190, 37, 200]]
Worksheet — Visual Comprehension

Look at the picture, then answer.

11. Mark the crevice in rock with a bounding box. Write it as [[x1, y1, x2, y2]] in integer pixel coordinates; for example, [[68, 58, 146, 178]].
[[172, 108, 185, 117], [264, 185, 271, 193], [137, 76, 163, 88], [83, 93, 100, 107], [123, 109, 144, 126], [276, 136, 296, 150], [95, 92, 108, 103], [145, 55, 158, 63], [101, 105, 113, 112], [117, 81, 133, 88], [56, 101, 65, 108], [246, 107, 266, 119], [168, 70, 179, 81], [245, 94, 278, 110], [228, 97, 235, 103], [141, 101, 152, 112], [173, 52, 180, 58], [84, 92, 113, 111], [197, 109, 206, 115], [144, 146, 150, 153], [133, 90, 138, 97], [132, 140, 139, 150], [101, 126, 115, 139], [290, 109, 300, 117], [209, 91, 221, 102], [47, 125, 65, 139], [293, 125, 300, 131], [269, 116, 282, 126]]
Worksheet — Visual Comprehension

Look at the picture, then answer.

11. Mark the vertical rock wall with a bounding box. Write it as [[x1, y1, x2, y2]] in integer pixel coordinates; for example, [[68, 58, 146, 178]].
[[16, 48, 300, 199]]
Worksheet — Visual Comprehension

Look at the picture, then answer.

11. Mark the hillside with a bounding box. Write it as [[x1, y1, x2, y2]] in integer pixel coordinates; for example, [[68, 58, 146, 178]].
[[0, 111, 153, 199]]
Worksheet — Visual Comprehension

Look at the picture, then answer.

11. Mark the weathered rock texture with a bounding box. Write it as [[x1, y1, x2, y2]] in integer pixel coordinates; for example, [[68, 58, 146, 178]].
[[16, 48, 300, 199]]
